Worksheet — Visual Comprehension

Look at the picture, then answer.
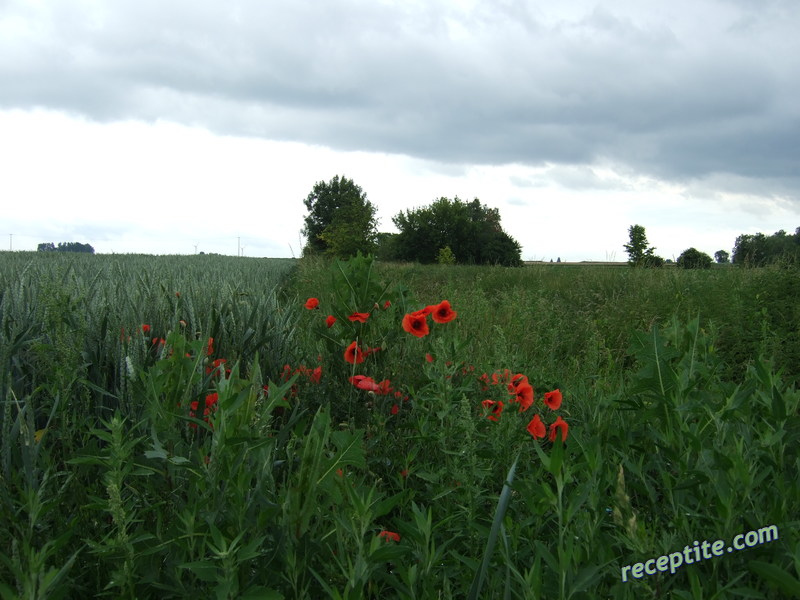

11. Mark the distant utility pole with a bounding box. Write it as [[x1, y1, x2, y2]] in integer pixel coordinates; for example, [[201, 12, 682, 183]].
[[9, 234, 12, 251], [237, 236, 241, 257], [193, 243, 198, 254]]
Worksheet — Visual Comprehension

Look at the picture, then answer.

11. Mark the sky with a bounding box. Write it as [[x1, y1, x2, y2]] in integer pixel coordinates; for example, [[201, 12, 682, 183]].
[[1, 0, 798, 261]]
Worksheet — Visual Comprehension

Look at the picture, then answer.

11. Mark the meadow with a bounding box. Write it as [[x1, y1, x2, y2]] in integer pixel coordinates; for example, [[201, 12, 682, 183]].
[[1, 251, 798, 599]]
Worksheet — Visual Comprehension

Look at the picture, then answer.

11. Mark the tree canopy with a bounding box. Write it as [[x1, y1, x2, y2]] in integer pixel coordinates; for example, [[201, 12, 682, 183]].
[[37, 242, 95, 254], [732, 228, 800, 266], [677, 247, 713, 269], [389, 197, 522, 266], [301, 175, 378, 258]]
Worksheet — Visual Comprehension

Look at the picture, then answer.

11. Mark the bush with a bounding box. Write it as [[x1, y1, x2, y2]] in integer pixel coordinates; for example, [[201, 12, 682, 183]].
[[677, 247, 713, 269], [437, 246, 456, 265]]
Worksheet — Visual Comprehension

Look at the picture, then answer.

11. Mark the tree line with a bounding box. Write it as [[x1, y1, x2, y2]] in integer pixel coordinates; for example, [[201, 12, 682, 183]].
[[37, 242, 96, 254], [624, 224, 800, 269], [302, 175, 522, 266], [303, 176, 799, 268]]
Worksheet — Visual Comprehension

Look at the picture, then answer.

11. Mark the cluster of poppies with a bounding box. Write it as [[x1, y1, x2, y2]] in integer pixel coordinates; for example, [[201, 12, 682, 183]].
[[120, 323, 168, 349], [188, 392, 219, 430], [141, 323, 166, 347], [401, 300, 457, 338], [263, 363, 324, 401], [303, 295, 569, 441], [205, 358, 231, 379], [480, 369, 569, 442], [305, 296, 391, 329]]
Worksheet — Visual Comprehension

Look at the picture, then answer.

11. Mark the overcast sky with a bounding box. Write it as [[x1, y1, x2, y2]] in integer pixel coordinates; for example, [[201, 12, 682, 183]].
[[2, 0, 798, 261]]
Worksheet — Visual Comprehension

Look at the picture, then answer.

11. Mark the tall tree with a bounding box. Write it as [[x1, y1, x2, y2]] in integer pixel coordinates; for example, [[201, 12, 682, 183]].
[[623, 225, 663, 267], [301, 175, 378, 257], [391, 197, 521, 266]]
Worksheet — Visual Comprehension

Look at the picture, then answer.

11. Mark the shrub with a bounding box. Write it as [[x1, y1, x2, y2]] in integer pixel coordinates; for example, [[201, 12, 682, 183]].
[[677, 247, 713, 269]]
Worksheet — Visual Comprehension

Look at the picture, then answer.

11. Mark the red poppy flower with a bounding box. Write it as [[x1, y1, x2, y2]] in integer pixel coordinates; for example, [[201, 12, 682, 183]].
[[481, 399, 504, 422], [425, 353, 434, 363], [548, 416, 569, 442], [310, 366, 322, 384], [507, 373, 528, 393], [527, 414, 546, 439], [402, 312, 429, 338], [400, 468, 409, 478], [428, 300, 457, 324], [378, 530, 401, 542], [206, 358, 227, 376], [206, 337, 214, 356], [544, 389, 563, 410], [363, 346, 381, 358], [391, 403, 399, 415], [304, 297, 319, 310], [325, 315, 337, 328], [492, 369, 512, 386], [478, 373, 490, 390], [188, 400, 200, 429], [141, 324, 151, 334], [515, 383, 535, 412], [344, 341, 365, 364], [349, 375, 379, 391], [348, 312, 370, 323], [383, 300, 391, 309]]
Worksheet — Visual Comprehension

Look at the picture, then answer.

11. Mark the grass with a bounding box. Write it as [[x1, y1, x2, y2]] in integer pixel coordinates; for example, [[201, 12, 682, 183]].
[[1, 251, 798, 599]]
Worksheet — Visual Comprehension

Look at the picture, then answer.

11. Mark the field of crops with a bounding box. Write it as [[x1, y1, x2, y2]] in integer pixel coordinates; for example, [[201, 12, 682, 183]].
[[1, 251, 798, 599]]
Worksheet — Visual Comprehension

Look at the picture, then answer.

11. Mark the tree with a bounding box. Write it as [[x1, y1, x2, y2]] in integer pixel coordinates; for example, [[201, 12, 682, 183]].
[[37, 241, 94, 254], [677, 247, 713, 269], [714, 250, 730, 264], [391, 197, 522, 266], [301, 175, 378, 258], [731, 229, 800, 266], [623, 225, 663, 267]]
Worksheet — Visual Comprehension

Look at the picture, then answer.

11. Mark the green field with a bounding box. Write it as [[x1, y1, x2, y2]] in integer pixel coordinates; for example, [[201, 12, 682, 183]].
[[1, 251, 798, 598]]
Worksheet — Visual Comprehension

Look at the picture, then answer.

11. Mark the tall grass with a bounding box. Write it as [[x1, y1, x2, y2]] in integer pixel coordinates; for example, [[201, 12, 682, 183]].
[[1, 252, 798, 598], [294, 261, 798, 389]]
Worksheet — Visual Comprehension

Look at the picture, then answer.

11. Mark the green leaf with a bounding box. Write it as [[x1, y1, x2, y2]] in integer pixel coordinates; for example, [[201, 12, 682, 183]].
[[748, 561, 800, 597], [467, 455, 518, 600], [771, 385, 787, 421], [532, 541, 559, 576], [240, 587, 284, 600], [0, 583, 16, 600], [727, 587, 767, 599], [179, 561, 219, 582]]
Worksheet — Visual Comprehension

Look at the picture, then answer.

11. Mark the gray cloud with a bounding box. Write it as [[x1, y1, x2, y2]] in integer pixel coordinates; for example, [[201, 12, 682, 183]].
[[1, 0, 798, 198]]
